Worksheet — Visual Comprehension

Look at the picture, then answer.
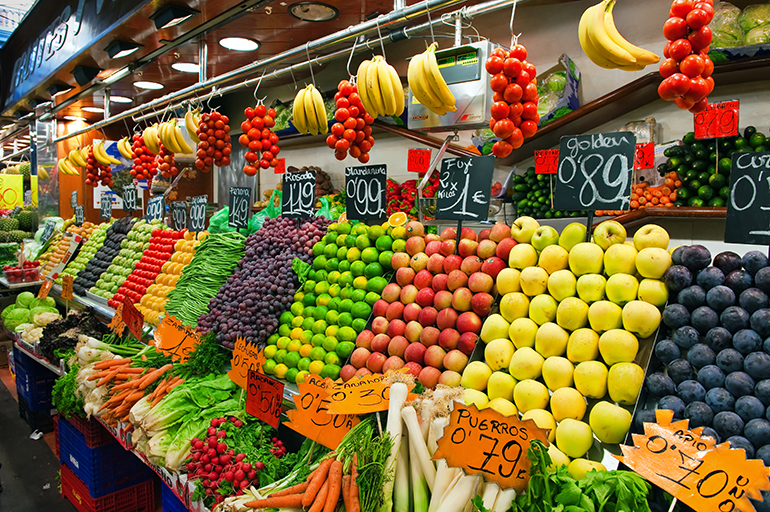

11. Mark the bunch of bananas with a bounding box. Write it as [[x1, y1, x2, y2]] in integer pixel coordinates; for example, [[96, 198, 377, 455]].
[[185, 108, 201, 143], [117, 137, 133, 160], [407, 43, 456, 116], [292, 84, 328, 136], [156, 120, 193, 154], [579, 0, 659, 70], [92, 141, 121, 166], [57, 157, 80, 176], [358, 55, 404, 118], [142, 124, 161, 154]]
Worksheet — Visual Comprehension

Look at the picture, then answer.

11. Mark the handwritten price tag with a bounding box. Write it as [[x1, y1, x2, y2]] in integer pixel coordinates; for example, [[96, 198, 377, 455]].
[[695, 100, 740, 139], [326, 370, 416, 415], [108, 303, 126, 336], [37, 280, 53, 299], [618, 410, 770, 512], [121, 296, 144, 341], [535, 149, 559, 174], [228, 336, 266, 389], [61, 275, 73, 300], [246, 369, 284, 428], [408, 148, 431, 173], [274, 157, 286, 174], [433, 403, 550, 491], [634, 142, 655, 170], [284, 374, 359, 450], [155, 315, 202, 363]]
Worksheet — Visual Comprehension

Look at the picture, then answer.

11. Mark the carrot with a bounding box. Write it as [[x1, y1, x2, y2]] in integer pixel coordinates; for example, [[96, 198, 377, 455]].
[[167, 379, 184, 391], [93, 358, 132, 369], [349, 454, 360, 512], [139, 364, 173, 390], [303, 458, 334, 508], [112, 379, 138, 390], [342, 475, 352, 512], [126, 390, 145, 402], [309, 480, 330, 512], [323, 460, 343, 512], [244, 494, 305, 509], [97, 368, 123, 387], [118, 367, 144, 374], [270, 481, 310, 497], [151, 391, 166, 408]]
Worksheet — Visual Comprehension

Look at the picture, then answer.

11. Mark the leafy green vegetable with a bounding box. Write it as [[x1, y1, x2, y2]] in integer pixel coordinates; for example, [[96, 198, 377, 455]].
[[740, 4, 770, 34], [176, 331, 230, 380], [52, 364, 86, 419]]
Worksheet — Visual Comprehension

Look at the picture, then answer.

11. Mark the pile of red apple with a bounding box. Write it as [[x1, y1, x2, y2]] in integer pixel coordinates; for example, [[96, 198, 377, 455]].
[[346, 222, 518, 388]]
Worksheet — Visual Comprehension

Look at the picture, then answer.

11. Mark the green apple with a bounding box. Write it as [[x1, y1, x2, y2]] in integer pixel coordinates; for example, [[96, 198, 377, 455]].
[[592, 220, 627, 250], [638, 278, 669, 307], [547, 269, 577, 302], [568, 242, 604, 276], [538, 244, 569, 275], [576, 273, 606, 304], [605, 273, 639, 306], [511, 216, 540, 244], [520, 266, 549, 297], [633, 224, 670, 250], [622, 300, 661, 338], [529, 294, 558, 325], [509, 243, 538, 270], [556, 296, 589, 331], [635, 247, 672, 279], [587, 300, 623, 333], [555, 419, 594, 459], [499, 292, 530, 322], [559, 222, 587, 252], [531, 225, 559, 251]]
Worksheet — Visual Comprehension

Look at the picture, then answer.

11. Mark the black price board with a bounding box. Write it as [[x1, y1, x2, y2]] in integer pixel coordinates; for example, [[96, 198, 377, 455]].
[[345, 165, 387, 221], [436, 156, 494, 221], [229, 187, 251, 229], [725, 152, 770, 245], [170, 202, 187, 231], [146, 195, 164, 221], [122, 185, 137, 212], [100, 194, 112, 220], [74, 205, 84, 226], [282, 169, 316, 218], [189, 195, 207, 232], [70, 191, 77, 209], [40, 221, 55, 245], [554, 132, 636, 211]]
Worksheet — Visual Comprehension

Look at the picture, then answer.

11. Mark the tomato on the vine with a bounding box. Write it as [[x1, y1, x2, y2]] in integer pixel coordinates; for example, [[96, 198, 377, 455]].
[[485, 56, 504, 75], [668, 38, 692, 61], [663, 17, 688, 40], [510, 44, 527, 61], [490, 101, 510, 120], [502, 58, 522, 78], [490, 73, 509, 93], [679, 54, 705, 78], [504, 83, 523, 103]]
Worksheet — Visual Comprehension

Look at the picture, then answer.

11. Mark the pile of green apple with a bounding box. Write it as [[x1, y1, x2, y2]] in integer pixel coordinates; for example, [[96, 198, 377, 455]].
[[464, 216, 673, 466], [56, 219, 113, 285]]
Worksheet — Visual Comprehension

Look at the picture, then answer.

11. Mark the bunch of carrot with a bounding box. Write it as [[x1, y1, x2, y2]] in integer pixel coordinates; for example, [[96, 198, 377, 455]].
[[244, 455, 359, 512]]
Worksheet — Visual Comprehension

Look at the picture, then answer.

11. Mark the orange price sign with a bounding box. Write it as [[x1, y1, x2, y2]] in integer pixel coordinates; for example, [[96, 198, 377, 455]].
[[326, 370, 416, 415], [694, 100, 740, 139], [61, 275, 73, 301], [634, 142, 655, 170], [246, 369, 284, 428], [154, 315, 202, 363], [433, 403, 550, 492], [121, 296, 144, 341], [617, 410, 770, 512], [274, 158, 286, 174], [284, 374, 359, 450], [37, 279, 53, 300], [108, 303, 126, 336], [228, 336, 266, 389], [408, 148, 431, 173], [534, 149, 559, 175]]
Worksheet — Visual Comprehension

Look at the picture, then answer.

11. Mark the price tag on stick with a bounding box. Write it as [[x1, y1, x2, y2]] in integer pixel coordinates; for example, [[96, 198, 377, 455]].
[[170, 202, 187, 231], [37, 280, 53, 299], [694, 100, 739, 139], [154, 315, 202, 363], [61, 275, 73, 301], [40, 221, 55, 245], [74, 205, 84, 226], [282, 170, 316, 218], [228, 336, 266, 389], [408, 148, 431, 173], [436, 155, 494, 221], [100, 194, 112, 220], [345, 165, 387, 221], [326, 370, 416, 415], [146, 195, 163, 221], [71, 191, 77, 209], [274, 158, 286, 174], [121, 296, 144, 341], [634, 142, 655, 170], [246, 369, 284, 428], [228, 187, 251, 229], [189, 195, 207, 232], [535, 149, 559, 174], [122, 185, 137, 213], [724, 151, 770, 245], [108, 303, 126, 336]]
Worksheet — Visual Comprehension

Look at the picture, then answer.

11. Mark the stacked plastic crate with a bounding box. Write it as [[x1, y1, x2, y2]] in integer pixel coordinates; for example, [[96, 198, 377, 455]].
[[14, 348, 57, 432]]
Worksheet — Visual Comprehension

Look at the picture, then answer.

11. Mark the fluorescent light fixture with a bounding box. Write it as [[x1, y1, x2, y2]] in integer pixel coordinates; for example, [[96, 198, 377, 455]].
[[171, 62, 200, 73], [104, 66, 130, 85], [64, 116, 87, 121], [150, 4, 199, 29], [110, 96, 133, 103], [289, 2, 338, 22], [219, 37, 260, 51], [71, 65, 102, 86], [82, 106, 104, 113], [134, 81, 164, 90], [48, 83, 73, 97]]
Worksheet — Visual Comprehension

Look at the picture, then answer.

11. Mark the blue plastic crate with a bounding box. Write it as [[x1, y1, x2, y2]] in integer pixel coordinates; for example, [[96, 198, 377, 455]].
[[14, 348, 57, 410], [58, 416, 153, 498], [161, 481, 188, 512]]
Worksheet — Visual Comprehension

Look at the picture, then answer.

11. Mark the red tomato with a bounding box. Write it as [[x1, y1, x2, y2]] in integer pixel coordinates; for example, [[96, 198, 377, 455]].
[[694, 2, 714, 20], [492, 140, 513, 158], [493, 91, 505, 102], [490, 47, 508, 60], [362, 125, 372, 136], [339, 81, 353, 96], [489, 118, 497, 131], [349, 145, 362, 159], [240, 120, 252, 132], [359, 140, 372, 153], [521, 101, 538, 120], [358, 152, 370, 164], [493, 118, 514, 139], [688, 97, 708, 113], [502, 58, 522, 78], [348, 93, 362, 108], [520, 119, 538, 139], [668, 38, 693, 61], [701, 54, 714, 77], [259, 159, 270, 169], [335, 108, 350, 122], [704, 75, 714, 94], [679, 54, 705, 78], [522, 83, 538, 102], [508, 101, 524, 119], [663, 17, 688, 41], [269, 133, 279, 144], [261, 150, 273, 161], [490, 101, 510, 120], [263, 116, 274, 128], [688, 25, 712, 52], [683, 76, 709, 102], [355, 130, 365, 143], [244, 165, 257, 176], [504, 83, 523, 103], [267, 109, 275, 119], [336, 97, 350, 109], [663, 41, 671, 59], [669, 0, 694, 18], [343, 117, 357, 130], [245, 151, 259, 163], [507, 127, 525, 149], [251, 117, 264, 130], [247, 128, 261, 140], [220, 156, 231, 166], [261, 138, 271, 149], [363, 113, 375, 125], [659, 58, 679, 78], [515, 71, 531, 88], [270, 145, 280, 155], [356, 118, 365, 130], [485, 56, 504, 75], [522, 61, 537, 79], [248, 140, 262, 152], [238, 134, 250, 147], [686, 9, 709, 30], [331, 123, 345, 137], [261, 128, 272, 139], [510, 44, 528, 61], [255, 105, 267, 117], [244, 107, 255, 119], [658, 73, 690, 101], [335, 139, 350, 152], [490, 73, 509, 93], [343, 129, 356, 142], [674, 96, 695, 110], [334, 151, 347, 161]]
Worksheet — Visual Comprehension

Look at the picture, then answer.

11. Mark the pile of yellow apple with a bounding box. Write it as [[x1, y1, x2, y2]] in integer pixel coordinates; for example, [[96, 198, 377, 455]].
[[463, 217, 672, 465]]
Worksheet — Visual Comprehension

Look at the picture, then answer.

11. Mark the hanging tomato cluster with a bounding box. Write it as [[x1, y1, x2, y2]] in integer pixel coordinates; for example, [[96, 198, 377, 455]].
[[130, 135, 157, 181], [486, 44, 539, 159], [659, 0, 714, 113], [238, 105, 281, 176], [326, 79, 375, 164], [158, 144, 179, 179], [85, 147, 112, 187], [195, 111, 232, 173]]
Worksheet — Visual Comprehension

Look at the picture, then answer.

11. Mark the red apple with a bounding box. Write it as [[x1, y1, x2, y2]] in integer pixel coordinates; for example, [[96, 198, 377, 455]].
[[385, 301, 405, 321], [478, 228, 491, 241], [414, 269, 433, 290], [458, 238, 479, 258], [443, 254, 463, 273], [410, 252, 429, 272], [356, 330, 375, 349], [417, 306, 438, 327], [437, 309, 459, 330], [471, 292, 495, 316], [354, 367, 373, 378], [371, 333, 392, 354], [468, 272, 494, 293], [432, 273, 448, 291], [400, 284, 418, 304], [402, 303, 422, 323], [457, 332, 479, 356], [477, 239, 498, 259], [387, 319, 406, 338], [372, 300, 389, 318], [366, 352, 387, 373], [418, 366, 442, 388], [438, 369, 462, 387], [340, 364, 357, 382], [405, 236, 426, 256], [424, 345, 447, 369], [438, 327, 461, 349], [489, 223, 512, 242], [439, 239, 456, 257], [396, 267, 416, 287], [371, 316, 389, 335], [426, 253, 446, 274], [481, 256, 507, 279], [425, 240, 442, 256], [457, 311, 482, 334], [495, 238, 517, 260], [388, 335, 410, 357], [420, 326, 441, 347], [447, 269, 468, 291], [415, 287, 436, 307], [440, 227, 457, 240], [461, 256, 484, 275], [451, 287, 473, 312], [404, 361, 423, 378], [425, 233, 441, 243], [404, 342, 426, 364], [404, 320, 424, 343], [433, 290, 453, 310], [382, 355, 405, 373], [381, 283, 402, 303], [443, 350, 469, 373], [391, 252, 411, 269], [461, 227, 477, 241], [350, 347, 371, 368]]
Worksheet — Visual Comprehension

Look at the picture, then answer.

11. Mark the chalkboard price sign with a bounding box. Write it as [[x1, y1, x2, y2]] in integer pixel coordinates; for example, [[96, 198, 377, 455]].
[[122, 185, 137, 212], [146, 195, 164, 221], [435, 156, 494, 221], [725, 151, 770, 245], [100, 195, 112, 220], [189, 195, 207, 232], [40, 221, 55, 245], [554, 132, 636, 211], [345, 165, 387, 221], [74, 205, 84, 226], [70, 191, 77, 209], [229, 187, 251, 229], [171, 202, 187, 231], [282, 170, 316, 218]]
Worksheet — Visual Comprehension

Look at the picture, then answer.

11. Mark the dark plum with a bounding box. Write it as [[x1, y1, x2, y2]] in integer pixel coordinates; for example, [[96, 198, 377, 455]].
[[765, 337, 770, 355], [701, 427, 721, 443], [751, 309, 770, 338], [705, 327, 734, 352], [756, 267, 770, 294], [727, 436, 755, 458], [663, 265, 693, 294], [685, 401, 714, 428], [756, 445, 770, 467], [659, 395, 687, 419], [686, 343, 715, 369], [634, 409, 657, 431], [745, 351, 770, 380], [706, 285, 736, 312], [645, 372, 676, 398], [654, 339, 681, 365], [681, 245, 711, 272], [662, 304, 691, 329], [696, 266, 725, 290], [735, 395, 766, 422], [721, 306, 751, 334], [672, 325, 700, 349], [705, 387, 735, 413], [717, 349, 745, 374], [756, 380, 770, 406], [742, 251, 769, 276], [745, 419, 770, 449], [739, 288, 770, 314], [733, 329, 764, 355], [713, 251, 743, 276], [671, 245, 687, 266], [725, 269, 754, 295], [677, 286, 706, 311], [667, 358, 694, 384], [697, 365, 726, 389], [690, 306, 719, 335], [713, 411, 745, 439], [677, 380, 706, 403], [725, 371, 756, 398]]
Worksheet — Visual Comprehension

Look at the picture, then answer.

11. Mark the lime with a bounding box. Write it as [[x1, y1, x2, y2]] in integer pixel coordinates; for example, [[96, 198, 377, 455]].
[[336, 247, 348, 261], [274, 363, 289, 380], [274, 349, 288, 364], [361, 247, 379, 264], [263, 359, 277, 375], [310, 346, 327, 361], [323, 243, 338, 259], [267, 334, 280, 346], [328, 297, 341, 311], [325, 258, 340, 272], [368, 225, 385, 240], [328, 222, 339, 232], [302, 293, 317, 307], [338, 312, 353, 326], [336, 234, 347, 247], [264, 345, 278, 359], [338, 260, 351, 273], [379, 251, 394, 269], [300, 344, 313, 358], [337, 222, 352, 234], [314, 281, 330, 295], [345, 235, 358, 248], [288, 339, 303, 352], [366, 276, 388, 294], [327, 271, 341, 284], [709, 173, 727, 190], [349, 261, 365, 278], [315, 270, 329, 282], [290, 318, 303, 332], [339, 298, 354, 313], [356, 235, 372, 250], [698, 185, 714, 201], [323, 232, 337, 244], [326, 309, 340, 325], [316, 293, 332, 307], [353, 223, 368, 236], [312, 242, 326, 256], [309, 360, 325, 375], [336, 341, 355, 359], [324, 352, 341, 366], [709, 197, 726, 207], [311, 333, 326, 347], [313, 255, 327, 270], [719, 157, 732, 173], [352, 318, 368, 333], [322, 336, 339, 352], [329, 283, 342, 297], [351, 301, 372, 319], [303, 279, 316, 293], [302, 317, 315, 331], [308, 270, 317, 282], [353, 276, 368, 290], [339, 272, 354, 288], [286, 368, 299, 383], [278, 324, 291, 337], [364, 262, 384, 279], [326, 325, 339, 338], [285, 352, 301, 368], [346, 247, 362, 262], [280, 311, 295, 325], [350, 288, 367, 303], [295, 370, 309, 383], [339, 286, 352, 300], [719, 186, 730, 199], [298, 357, 312, 371], [300, 330, 313, 344], [305, 305, 318, 319], [392, 239, 406, 252], [751, 133, 767, 149], [312, 319, 329, 334], [365, 291, 380, 306], [294, 291, 304, 303], [321, 364, 341, 380], [337, 326, 357, 342]]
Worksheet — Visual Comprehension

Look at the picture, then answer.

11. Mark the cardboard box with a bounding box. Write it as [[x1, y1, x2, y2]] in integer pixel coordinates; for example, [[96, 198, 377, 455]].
[[0, 339, 12, 368]]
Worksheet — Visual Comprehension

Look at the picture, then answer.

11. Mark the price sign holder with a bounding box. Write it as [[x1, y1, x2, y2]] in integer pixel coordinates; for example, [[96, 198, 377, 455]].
[[108, 303, 126, 336], [345, 165, 387, 222], [433, 403, 550, 492], [61, 275, 73, 301], [534, 149, 559, 175], [146, 195, 164, 221], [40, 221, 55, 245], [123, 185, 137, 213], [228, 336, 266, 389], [154, 315, 202, 363], [228, 187, 251, 229], [694, 100, 740, 139], [71, 191, 77, 209], [121, 296, 144, 341], [37, 280, 53, 300], [189, 195, 207, 232], [170, 202, 187, 231], [284, 374, 360, 450], [100, 194, 112, 220], [617, 409, 770, 512], [634, 142, 655, 170], [282, 170, 316, 218], [274, 157, 286, 174], [408, 148, 431, 173], [74, 205, 84, 226], [246, 369, 284, 428], [326, 369, 416, 415], [725, 152, 770, 248]]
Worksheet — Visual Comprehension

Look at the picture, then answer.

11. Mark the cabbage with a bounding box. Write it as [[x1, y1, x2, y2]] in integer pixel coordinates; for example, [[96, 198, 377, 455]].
[[712, 2, 745, 48], [27, 298, 41, 310], [29, 306, 56, 318], [740, 4, 770, 34], [746, 24, 770, 44], [2, 304, 16, 320], [5, 308, 30, 330], [41, 297, 56, 309], [15, 323, 33, 332], [16, 291, 34, 308], [547, 72, 567, 93]]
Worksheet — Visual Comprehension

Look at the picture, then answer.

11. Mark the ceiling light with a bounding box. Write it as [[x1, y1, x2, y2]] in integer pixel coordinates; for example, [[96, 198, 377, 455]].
[[219, 37, 260, 51], [71, 65, 102, 86], [288, 2, 338, 22], [105, 40, 143, 59], [150, 4, 199, 29], [171, 62, 200, 73], [134, 81, 164, 90], [110, 96, 133, 103], [82, 106, 104, 113], [64, 116, 86, 121], [48, 83, 73, 98]]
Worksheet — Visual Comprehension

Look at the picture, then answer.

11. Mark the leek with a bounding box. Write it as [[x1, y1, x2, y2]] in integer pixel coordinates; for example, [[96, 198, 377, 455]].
[[409, 438, 429, 512], [401, 406, 436, 491], [379, 382, 409, 512], [492, 488, 517, 512], [480, 482, 500, 511], [394, 429, 410, 512], [419, 398, 433, 441], [436, 475, 479, 512]]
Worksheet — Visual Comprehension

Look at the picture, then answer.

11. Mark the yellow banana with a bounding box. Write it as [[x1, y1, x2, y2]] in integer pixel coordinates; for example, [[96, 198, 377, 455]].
[[66, 159, 80, 175], [377, 59, 397, 116], [311, 86, 328, 135], [185, 109, 200, 143], [58, 158, 78, 176], [304, 85, 319, 136], [144, 125, 160, 154], [163, 121, 183, 153], [422, 44, 456, 110], [92, 141, 111, 166], [172, 121, 193, 153], [366, 56, 388, 117], [117, 137, 133, 160], [356, 60, 378, 117], [57, 159, 70, 176], [386, 63, 405, 117], [68, 149, 84, 167], [408, 54, 441, 110], [412, 53, 448, 114], [101, 140, 121, 165], [604, 0, 659, 66], [579, 5, 625, 69], [292, 88, 308, 133], [80, 146, 90, 163], [586, 0, 636, 67]]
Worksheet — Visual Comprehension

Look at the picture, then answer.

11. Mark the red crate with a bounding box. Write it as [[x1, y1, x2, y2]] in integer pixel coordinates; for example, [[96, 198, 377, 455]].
[[61, 414, 114, 448], [60, 464, 155, 512]]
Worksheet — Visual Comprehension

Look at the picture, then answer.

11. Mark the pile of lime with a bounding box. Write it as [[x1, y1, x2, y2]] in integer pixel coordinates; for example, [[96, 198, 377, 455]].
[[262, 220, 403, 383]]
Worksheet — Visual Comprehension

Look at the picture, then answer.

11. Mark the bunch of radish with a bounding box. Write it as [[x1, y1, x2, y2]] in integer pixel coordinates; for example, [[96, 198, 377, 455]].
[[238, 104, 281, 176], [659, 0, 714, 112], [157, 144, 179, 179], [86, 147, 112, 187], [130, 135, 157, 180], [326, 79, 375, 163], [485, 43, 539, 159], [195, 111, 232, 173]]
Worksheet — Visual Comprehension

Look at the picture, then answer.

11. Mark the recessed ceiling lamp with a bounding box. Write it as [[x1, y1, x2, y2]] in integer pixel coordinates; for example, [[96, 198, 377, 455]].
[[63, 116, 86, 121], [48, 83, 73, 97], [71, 65, 102, 86], [288, 2, 338, 22], [110, 96, 133, 103], [219, 37, 260, 51], [150, 4, 199, 29], [82, 106, 104, 113], [134, 81, 164, 90], [171, 62, 200, 73], [105, 40, 143, 59]]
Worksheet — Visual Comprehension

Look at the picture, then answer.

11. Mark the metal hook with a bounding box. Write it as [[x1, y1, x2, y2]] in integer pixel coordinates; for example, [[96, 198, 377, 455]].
[[426, 5, 436, 44], [346, 37, 359, 80], [509, 0, 520, 46], [305, 42, 315, 85], [254, 68, 267, 102], [206, 89, 217, 110], [289, 66, 298, 91], [374, 17, 386, 57]]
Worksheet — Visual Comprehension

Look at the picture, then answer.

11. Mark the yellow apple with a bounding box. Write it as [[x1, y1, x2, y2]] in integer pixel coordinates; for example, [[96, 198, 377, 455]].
[[541, 356, 574, 391], [559, 222, 587, 252], [487, 371, 517, 401], [568, 242, 604, 276], [587, 300, 623, 333], [576, 273, 606, 303], [460, 361, 492, 390], [567, 328, 600, 362], [551, 387, 586, 421], [534, 322, 569, 358], [607, 362, 644, 405], [509, 346, 545, 380], [556, 296, 589, 331], [573, 360, 608, 399], [529, 294, 558, 325], [520, 266, 549, 297], [522, 409, 557, 443], [633, 224, 670, 250], [547, 269, 577, 302], [598, 328, 639, 365], [622, 300, 661, 338], [603, 243, 638, 276], [568, 459, 606, 480], [555, 419, 594, 458], [593, 220, 627, 250], [499, 292, 530, 322], [637, 278, 669, 307], [511, 216, 540, 243], [509, 243, 538, 270], [513, 378, 549, 413], [605, 273, 639, 306], [531, 225, 560, 251], [480, 313, 510, 343], [589, 401, 632, 444], [509, 317, 539, 349], [496, 268, 521, 295], [635, 247, 672, 279], [538, 244, 569, 275]]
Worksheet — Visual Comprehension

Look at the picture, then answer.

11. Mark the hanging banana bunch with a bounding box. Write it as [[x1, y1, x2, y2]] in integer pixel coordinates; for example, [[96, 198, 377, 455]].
[[117, 137, 134, 160], [57, 158, 79, 176], [143, 124, 161, 155], [185, 108, 201, 143], [158, 120, 193, 154], [92, 140, 121, 166], [357, 55, 405, 118], [408, 43, 457, 116], [67, 147, 87, 168], [292, 84, 328, 136]]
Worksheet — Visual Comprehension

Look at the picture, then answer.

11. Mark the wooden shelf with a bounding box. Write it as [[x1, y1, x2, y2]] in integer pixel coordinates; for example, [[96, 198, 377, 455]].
[[595, 206, 727, 228]]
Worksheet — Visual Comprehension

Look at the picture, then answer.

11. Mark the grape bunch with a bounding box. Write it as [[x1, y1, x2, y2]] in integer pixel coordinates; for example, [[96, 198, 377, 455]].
[[130, 135, 157, 181], [326, 79, 375, 163], [195, 111, 232, 173], [85, 146, 112, 187], [198, 216, 332, 349], [158, 144, 179, 179], [238, 104, 281, 176]]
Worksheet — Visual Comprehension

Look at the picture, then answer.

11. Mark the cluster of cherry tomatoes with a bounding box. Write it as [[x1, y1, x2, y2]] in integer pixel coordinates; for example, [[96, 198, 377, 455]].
[[326, 79, 375, 163], [158, 144, 179, 179], [659, 0, 715, 113], [195, 111, 232, 173], [485, 44, 539, 159], [130, 135, 158, 181], [86, 147, 113, 187], [238, 104, 281, 176]]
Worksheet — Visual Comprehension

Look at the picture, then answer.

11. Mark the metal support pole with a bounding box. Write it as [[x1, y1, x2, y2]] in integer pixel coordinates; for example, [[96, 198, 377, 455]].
[[104, 87, 111, 119], [199, 39, 208, 83], [455, 15, 463, 46]]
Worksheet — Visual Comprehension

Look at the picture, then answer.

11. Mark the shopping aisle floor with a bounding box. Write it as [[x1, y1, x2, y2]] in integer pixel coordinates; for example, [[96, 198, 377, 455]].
[[0, 368, 77, 512]]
